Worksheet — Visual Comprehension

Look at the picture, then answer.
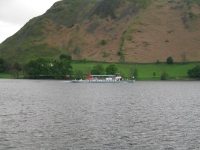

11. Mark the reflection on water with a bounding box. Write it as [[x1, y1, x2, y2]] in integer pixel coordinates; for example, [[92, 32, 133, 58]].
[[0, 79, 200, 149]]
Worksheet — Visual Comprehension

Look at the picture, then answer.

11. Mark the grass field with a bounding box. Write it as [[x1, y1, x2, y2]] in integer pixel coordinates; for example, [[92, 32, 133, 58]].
[[72, 62, 200, 80], [0, 73, 12, 79]]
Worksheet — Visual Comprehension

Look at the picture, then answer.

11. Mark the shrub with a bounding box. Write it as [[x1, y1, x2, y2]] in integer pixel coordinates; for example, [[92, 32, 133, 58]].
[[126, 35, 133, 41], [166, 56, 173, 64], [83, 58, 87, 63], [59, 54, 72, 61], [143, 41, 150, 46], [117, 51, 122, 56], [161, 71, 169, 80], [153, 72, 156, 78], [102, 52, 110, 57], [168, 0, 173, 3], [101, 40, 107, 45], [187, 65, 200, 78], [69, 24, 74, 28], [189, 12, 197, 19]]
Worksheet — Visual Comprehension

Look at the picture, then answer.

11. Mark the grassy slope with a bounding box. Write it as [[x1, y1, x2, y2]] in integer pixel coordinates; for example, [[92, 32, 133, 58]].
[[123, 0, 200, 62], [0, 0, 200, 63], [37, 0, 200, 63]]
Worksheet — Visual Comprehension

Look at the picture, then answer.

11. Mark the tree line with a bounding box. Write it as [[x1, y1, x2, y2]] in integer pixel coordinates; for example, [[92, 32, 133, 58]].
[[0, 54, 73, 79], [1, 55, 200, 79], [0, 54, 126, 79]]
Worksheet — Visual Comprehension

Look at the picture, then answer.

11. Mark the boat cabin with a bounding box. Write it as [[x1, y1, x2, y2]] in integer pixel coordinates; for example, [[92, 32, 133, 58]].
[[88, 73, 122, 81]]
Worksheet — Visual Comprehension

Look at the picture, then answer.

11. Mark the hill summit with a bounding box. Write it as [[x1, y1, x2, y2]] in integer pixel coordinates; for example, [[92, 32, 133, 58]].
[[0, 0, 200, 63]]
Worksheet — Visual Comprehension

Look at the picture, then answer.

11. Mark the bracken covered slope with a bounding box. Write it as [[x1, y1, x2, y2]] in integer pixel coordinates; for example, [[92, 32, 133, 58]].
[[0, 0, 200, 63]]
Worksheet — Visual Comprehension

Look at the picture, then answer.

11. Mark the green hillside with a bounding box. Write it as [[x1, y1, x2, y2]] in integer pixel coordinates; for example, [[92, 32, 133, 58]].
[[0, 0, 200, 63]]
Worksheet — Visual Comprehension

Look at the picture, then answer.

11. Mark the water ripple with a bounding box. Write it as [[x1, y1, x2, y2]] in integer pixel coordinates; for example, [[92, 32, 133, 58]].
[[0, 80, 200, 149]]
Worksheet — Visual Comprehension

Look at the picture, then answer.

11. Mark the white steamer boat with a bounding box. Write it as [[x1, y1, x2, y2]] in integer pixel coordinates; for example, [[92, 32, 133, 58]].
[[71, 73, 134, 83]]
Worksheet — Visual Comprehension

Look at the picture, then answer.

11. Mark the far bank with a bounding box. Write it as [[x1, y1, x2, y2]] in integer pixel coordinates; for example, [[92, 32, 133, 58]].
[[1, 62, 200, 81]]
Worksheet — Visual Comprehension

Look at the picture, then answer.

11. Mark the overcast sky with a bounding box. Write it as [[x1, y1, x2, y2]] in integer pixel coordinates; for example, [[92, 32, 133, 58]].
[[0, 0, 60, 43]]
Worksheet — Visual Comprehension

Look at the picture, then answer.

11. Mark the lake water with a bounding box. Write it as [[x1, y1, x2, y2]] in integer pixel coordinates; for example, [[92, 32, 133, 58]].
[[0, 79, 200, 150]]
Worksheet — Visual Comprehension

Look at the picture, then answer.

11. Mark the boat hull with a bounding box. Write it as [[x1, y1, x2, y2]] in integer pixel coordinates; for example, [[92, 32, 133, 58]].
[[71, 80, 88, 83], [71, 80, 134, 83]]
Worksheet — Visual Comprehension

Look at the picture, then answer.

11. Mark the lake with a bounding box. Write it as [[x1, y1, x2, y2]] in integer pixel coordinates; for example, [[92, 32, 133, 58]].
[[0, 79, 200, 149]]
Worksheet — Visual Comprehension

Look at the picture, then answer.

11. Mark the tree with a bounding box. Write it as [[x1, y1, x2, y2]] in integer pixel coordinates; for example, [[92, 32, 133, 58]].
[[91, 64, 104, 75], [161, 71, 169, 80], [133, 67, 138, 79], [166, 56, 173, 64], [130, 66, 134, 78], [37, 57, 53, 76], [2, 60, 12, 72], [27, 58, 53, 78], [75, 69, 84, 79], [106, 64, 118, 75], [0, 57, 5, 73], [130, 66, 138, 79], [59, 54, 72, 61], [187, 65, 200, 78], [13, 62, 21, 78], [52, 59, 73, 79], [27, 60, 40, 78], [0, 58, 3, 64], [22, 63, 28, 79], [0, 64, 4, 73], [27, 57, 73, 79]]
